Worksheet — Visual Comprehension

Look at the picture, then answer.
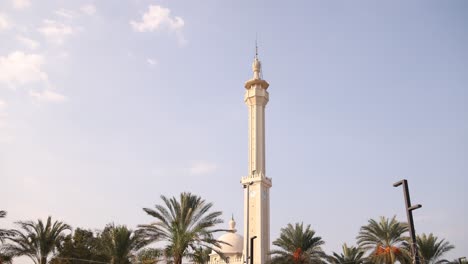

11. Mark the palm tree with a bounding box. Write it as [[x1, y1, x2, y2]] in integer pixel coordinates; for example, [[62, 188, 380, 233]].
[[270, 222, 325, 264], [412, 233, 454, 264], [137, 192, 226, 264], [357, 216, 410, 264], [99, 224, 143, 264], [0, 211, 15, 243], [327, 243, 366, 264], [3, 216, 71, 264]]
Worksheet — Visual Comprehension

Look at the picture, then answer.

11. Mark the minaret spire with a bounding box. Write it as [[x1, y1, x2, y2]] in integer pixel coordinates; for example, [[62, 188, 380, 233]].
[[255, 37, 258, 59], [252, 38, 263, 80]]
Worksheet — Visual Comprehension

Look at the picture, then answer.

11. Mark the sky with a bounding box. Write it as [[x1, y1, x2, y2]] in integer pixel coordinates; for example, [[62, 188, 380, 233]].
[[1, 0, 467, 262]]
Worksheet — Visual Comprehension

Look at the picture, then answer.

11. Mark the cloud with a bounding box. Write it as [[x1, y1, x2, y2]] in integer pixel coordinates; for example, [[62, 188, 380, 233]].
[[188, 161, 218, 176], [17, 36, 40, 50], [146, 58, 157, 66], [81, 4, 96, 15], [130, 5, 185, 45], [12, 0, 30, 9], [29, 89, 67, 103], [0, 51, 48, 88], [37, 20, 74, 44], [54, 9, 75, 19], [57, 51, 70, 59], [0, 14, 10, 31]]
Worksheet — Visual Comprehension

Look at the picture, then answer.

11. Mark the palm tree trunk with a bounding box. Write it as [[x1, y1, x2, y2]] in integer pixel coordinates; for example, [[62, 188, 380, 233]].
[[174, 254, 183, 264]]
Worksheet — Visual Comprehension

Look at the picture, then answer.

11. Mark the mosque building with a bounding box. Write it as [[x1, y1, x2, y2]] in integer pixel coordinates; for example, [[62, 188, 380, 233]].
[[208, 51, 272, 264]]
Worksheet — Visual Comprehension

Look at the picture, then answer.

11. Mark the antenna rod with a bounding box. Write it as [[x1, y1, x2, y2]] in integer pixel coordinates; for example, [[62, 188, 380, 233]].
[[255, 34, 258, 58]]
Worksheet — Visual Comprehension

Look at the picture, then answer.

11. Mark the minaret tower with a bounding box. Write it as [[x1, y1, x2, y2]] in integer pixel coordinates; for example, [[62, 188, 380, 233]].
[[241, 49, 272, 264]]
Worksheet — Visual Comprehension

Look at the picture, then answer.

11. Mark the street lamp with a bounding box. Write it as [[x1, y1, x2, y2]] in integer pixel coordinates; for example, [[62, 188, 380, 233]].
[[243, 181, 254, 264], [250, 236, 257, 264], [393, 179, 422, 264]]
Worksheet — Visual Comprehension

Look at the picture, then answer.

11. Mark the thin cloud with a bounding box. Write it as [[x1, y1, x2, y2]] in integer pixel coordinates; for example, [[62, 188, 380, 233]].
[[188, 161, 218, 176], [146, 58, 157, 66], [29, 89, 67, 103], [81, 4, 97, 16], [0, 51, 48, 89], [130, 5, 186, 45], [17, 36, 40, 50], [12, 0, 31, 9], [0, 13, 10, 31], [37, 19, 74, 45], [54, 9, 75, 19]]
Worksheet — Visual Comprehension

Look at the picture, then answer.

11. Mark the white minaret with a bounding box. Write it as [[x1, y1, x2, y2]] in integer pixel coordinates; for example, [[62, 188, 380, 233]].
[[241, 50, 272, 264]]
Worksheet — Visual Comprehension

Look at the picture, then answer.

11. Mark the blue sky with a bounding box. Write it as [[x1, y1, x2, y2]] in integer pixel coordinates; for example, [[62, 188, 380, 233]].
[[1, 0, 467, 262]]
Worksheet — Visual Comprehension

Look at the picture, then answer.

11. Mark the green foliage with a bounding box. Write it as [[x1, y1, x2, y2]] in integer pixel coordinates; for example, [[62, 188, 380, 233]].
[[99, 224, 142, 264], [189, 246, 211, 264], [0, 211, 15, 243], [136, 248, 162, 264], [3, 216, 71, 264], [0, 210, 15, 263], [0, 247, 14, 264], [270, 222, 325, 264], [137, 192, 226, 264], [327, 243, 366, 264], [50, 228, 109, 264], [357, 216, 410, 264], [413, 233, 454, 264]]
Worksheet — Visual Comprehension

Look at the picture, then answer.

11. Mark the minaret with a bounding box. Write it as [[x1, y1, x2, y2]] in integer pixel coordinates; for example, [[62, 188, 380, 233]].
[[241, 49, 272, 264]]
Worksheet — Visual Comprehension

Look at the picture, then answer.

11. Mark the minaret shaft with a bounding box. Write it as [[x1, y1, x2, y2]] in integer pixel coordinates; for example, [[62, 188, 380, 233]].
[[242, 56, 271, 264], [247, 93, 267, 175]]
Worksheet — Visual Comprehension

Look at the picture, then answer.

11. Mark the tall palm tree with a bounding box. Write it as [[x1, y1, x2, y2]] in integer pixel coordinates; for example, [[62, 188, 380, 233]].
[[327, 243, 366, 264], [3, 216, 71, 264], [412, 233, 454, 264], [270, 222, 325, 264], [357, 216, 409, 264], [99, 224, 143, 264], [137, 192, 226, 264]]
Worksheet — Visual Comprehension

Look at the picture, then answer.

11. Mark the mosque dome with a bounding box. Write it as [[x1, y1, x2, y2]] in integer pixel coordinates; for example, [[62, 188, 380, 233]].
[[213, 217, 244, 254]]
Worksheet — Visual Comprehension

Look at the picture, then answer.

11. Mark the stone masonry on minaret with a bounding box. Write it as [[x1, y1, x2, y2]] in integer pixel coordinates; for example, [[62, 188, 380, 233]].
[[241, 52, 272, 264]]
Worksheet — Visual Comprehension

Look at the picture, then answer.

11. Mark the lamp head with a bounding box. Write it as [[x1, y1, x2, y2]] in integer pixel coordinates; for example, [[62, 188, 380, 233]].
[[393, 179, 406, 187], [409, 204, 422, 211]]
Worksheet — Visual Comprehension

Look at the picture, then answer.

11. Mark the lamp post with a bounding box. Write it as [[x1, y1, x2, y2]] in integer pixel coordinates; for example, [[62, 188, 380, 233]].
[[393, 179, 422, 264], [250, 236, 257, 264], [243, 181, 254, 264]]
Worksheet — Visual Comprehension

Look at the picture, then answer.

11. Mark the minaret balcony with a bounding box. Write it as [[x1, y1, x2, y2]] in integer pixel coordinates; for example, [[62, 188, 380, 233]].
[[241, 171, 272, 187], [244, 79, 269, 90]]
